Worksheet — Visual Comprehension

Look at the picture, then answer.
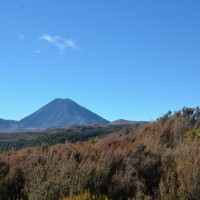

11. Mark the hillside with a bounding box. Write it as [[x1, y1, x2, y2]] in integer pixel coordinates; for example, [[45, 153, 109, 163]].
[[0, 123, 142, 152], [0, 118, 19, 132], [0, 107, 200, 199]]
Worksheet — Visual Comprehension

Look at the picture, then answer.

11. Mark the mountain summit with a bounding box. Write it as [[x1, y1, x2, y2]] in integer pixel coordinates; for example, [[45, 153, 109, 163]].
[[19, 98, 110, 129]]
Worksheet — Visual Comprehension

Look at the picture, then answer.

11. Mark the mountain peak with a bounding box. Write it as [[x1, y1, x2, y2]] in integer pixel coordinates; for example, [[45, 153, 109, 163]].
[[53, 98, 72, 102], [19, 99, 110, 129], [52, 98, 78, 105]]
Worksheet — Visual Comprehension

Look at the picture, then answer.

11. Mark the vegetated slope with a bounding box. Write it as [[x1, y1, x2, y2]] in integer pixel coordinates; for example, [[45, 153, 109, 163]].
[[0, 118, 19, 132], [0, 124, 137, 152], [0, 107, 200, 200], [20, 98, 110, 128]]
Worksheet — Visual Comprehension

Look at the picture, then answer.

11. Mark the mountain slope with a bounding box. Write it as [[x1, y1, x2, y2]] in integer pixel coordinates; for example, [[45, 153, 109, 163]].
[[0, 118, 19, 132], [19, 98, 110, 128]]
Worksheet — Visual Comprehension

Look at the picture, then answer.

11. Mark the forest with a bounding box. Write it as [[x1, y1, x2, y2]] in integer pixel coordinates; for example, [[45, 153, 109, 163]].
[[0, 107, 200, 200]]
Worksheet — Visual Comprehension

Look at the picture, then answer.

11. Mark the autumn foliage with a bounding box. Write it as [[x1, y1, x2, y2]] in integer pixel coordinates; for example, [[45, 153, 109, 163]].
[[0, 107, 200, 199]]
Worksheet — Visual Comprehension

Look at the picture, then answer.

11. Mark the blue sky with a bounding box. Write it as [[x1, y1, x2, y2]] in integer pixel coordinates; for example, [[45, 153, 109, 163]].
[[0, 0, 200, 122]]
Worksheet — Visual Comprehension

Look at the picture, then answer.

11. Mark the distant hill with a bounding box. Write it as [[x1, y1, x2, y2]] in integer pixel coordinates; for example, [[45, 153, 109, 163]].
[[111, 119, 148, 125], [19, 98, 110, 129], [0, 118, 19, 132]]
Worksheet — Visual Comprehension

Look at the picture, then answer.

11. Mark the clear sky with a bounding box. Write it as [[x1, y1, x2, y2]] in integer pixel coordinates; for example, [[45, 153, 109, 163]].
[[0, 0, 200, 122]]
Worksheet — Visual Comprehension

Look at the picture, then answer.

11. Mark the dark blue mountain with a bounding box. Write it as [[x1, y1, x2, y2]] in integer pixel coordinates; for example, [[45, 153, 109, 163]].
[[19, 98, 110, 129]]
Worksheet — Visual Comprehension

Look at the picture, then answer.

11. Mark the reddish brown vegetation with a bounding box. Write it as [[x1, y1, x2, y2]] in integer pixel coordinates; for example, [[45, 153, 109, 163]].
[[0, 107, 200, 199]]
